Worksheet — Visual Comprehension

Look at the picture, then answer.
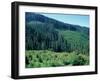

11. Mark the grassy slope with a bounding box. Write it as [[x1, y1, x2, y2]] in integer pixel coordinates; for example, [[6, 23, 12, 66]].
[[57, 30, 88, 45], [57, 30, 89, 54]]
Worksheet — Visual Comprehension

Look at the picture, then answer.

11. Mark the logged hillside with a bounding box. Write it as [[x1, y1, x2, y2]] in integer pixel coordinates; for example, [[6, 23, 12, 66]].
[[25, 12, 89, 54]]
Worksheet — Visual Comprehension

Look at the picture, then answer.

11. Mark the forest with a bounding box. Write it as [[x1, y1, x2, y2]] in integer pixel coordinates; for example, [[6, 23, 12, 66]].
[[25, 12, 89, 68]]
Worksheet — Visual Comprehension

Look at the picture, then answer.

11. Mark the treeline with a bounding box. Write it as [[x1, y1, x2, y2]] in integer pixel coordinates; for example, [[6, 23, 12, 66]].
[[26, 21, 70, 52]]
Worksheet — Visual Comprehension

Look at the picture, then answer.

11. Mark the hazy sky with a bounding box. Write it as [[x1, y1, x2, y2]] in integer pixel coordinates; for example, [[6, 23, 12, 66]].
[[41, 13, 89, 27]]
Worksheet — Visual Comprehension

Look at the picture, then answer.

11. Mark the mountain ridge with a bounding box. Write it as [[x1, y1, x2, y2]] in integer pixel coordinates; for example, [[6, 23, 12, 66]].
[[25, 12, 89, 35]]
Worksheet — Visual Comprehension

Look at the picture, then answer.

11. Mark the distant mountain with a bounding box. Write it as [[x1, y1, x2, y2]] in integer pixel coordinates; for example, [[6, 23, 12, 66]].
[[26, 12, 89, 35], [25, 12, 89, 54]]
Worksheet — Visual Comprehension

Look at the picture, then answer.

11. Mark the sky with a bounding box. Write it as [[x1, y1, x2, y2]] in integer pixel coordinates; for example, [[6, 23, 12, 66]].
[[41, 13, 89, 27]]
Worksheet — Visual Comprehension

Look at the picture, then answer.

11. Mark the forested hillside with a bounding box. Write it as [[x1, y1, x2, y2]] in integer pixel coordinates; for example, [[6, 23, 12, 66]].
[[25, 12, 89, 68]]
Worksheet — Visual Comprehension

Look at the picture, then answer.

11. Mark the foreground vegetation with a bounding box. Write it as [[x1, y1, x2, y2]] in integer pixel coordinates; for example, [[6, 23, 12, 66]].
[[26, 50, 89, 68]]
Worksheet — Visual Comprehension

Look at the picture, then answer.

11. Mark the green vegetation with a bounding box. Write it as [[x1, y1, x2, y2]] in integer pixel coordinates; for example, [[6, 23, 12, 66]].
[[26, 50, 89, 68], [58, 30, 89, 54], [25, 12, 89, 68]]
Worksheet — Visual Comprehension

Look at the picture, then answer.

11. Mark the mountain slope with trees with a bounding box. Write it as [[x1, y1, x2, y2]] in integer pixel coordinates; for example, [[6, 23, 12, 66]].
[[25, 12, 89, 54], [25, 12, 89, 68]]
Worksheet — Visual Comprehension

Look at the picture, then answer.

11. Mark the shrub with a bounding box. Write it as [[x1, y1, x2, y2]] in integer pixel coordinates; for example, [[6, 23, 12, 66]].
[[25, 50, 89, 68], [66, 52, 89, 65]]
